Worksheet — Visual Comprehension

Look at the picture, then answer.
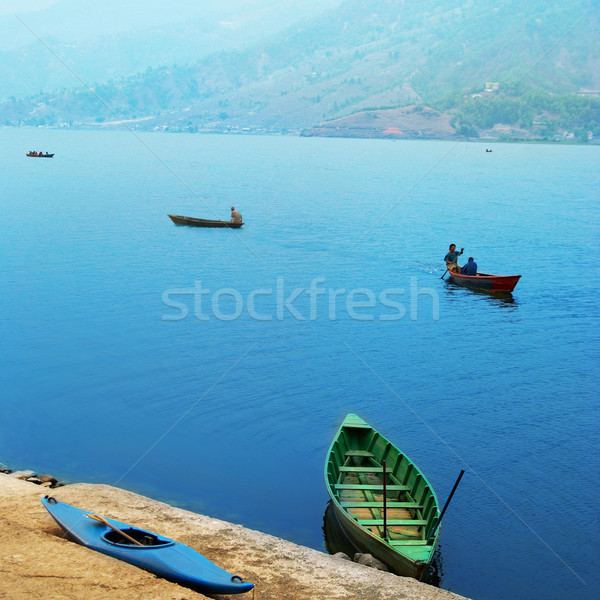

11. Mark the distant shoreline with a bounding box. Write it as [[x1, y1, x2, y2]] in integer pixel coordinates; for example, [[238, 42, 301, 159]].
[[3, 124, 599, 146]]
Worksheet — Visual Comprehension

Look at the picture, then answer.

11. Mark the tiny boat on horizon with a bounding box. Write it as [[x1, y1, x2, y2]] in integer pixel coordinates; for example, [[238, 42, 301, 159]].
[[168, 214, 244, 228], [41, 496, 254, 595], [26, 152, 54, 158], [447, 269, 521, 292]]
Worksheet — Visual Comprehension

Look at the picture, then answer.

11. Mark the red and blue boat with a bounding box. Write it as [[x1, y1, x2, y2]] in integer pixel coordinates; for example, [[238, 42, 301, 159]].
[[447, 270, 521, 292], [41, 496, 254, 595]]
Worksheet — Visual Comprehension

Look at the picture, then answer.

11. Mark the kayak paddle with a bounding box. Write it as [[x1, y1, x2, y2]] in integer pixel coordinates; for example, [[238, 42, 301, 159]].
[[86, 513, 144, 546]]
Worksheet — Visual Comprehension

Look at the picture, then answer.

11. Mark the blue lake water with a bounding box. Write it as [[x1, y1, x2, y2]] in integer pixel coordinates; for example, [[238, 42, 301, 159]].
[[1, 129, 598, 600]]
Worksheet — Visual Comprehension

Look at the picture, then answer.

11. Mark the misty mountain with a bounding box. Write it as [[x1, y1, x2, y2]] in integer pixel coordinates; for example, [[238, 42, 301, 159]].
[[0, 0, 342, 100], [1, 0, 599, 140]]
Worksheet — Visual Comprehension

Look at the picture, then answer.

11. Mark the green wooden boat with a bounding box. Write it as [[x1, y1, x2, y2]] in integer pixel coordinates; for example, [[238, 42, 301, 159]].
[[325, 414, 440, 578]]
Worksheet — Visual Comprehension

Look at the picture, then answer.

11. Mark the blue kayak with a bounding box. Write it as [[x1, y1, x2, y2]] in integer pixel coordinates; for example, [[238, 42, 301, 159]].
[[41, 496, 254, 595]]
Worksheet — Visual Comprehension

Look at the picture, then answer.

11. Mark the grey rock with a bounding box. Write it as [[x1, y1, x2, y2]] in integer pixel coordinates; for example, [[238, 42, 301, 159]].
[[354, 553, 390, 572], [333, 552, 352, 561], [9, 470, 36, 480], [38, 475, 57, 484]]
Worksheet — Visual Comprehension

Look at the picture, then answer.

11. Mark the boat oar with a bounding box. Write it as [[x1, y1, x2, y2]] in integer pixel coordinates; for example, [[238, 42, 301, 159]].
[[382, 460, 387, 540], [426, 469, 465, 545], [440, 269, 448, 279], [86, 513, 144, 546]]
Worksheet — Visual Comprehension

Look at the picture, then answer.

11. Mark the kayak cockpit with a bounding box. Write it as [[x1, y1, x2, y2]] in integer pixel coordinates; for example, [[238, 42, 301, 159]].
[[103, 528, 174, 548]]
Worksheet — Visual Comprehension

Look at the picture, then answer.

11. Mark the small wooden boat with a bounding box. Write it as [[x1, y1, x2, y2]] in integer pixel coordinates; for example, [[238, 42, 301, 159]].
[[41, 496, 253, 595], [325, 414, 440, 578], [168, 214, 244, 228], [26, 152, 54, 158], [447, 269, 521, 292]]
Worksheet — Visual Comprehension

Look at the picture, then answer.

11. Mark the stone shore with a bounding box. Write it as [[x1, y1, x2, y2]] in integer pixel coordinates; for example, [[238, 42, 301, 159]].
[[0, 472, 471, 600]]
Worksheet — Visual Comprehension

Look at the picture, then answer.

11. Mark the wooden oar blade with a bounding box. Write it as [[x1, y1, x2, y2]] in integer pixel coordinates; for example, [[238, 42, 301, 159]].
[[86, 513, 103, 523]]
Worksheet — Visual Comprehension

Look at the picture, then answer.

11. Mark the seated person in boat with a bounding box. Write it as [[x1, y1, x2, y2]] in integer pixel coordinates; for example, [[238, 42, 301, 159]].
[[461, 257, 477, 275], [230, 206, 242, 223], [444, 244, 464, 272]]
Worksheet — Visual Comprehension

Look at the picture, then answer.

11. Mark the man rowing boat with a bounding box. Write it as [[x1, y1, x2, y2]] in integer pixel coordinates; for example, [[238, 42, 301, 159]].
[[444, 244, 464, 272]]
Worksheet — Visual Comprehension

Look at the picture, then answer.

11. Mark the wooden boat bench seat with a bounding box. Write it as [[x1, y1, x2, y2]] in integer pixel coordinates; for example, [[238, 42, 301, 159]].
[[357, 518, 427, 527], [339, 466, 384, 473], [334, 483, 410, 491], [344, 450, 374, 457], [341, 501, 423, 509], [388, 540, 431, 546]]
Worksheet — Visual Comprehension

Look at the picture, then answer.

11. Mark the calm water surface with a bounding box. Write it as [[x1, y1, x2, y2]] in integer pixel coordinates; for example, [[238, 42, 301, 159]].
[[1, 129, 598, 600]]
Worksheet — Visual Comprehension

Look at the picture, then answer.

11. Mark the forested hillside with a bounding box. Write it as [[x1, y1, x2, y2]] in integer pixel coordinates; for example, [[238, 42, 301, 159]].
[[1, 0, 599, 141]]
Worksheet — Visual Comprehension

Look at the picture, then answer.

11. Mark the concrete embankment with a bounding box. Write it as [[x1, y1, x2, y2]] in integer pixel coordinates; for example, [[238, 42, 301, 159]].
[[0, 473, 471, 600]]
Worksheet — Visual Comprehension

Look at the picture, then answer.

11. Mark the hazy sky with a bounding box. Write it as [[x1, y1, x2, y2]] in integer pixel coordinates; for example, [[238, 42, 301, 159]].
[[0, 0, 344, 47], [0, 0, 345, 98], [0, 1, 60, 16], [0, 0, 344, 19]]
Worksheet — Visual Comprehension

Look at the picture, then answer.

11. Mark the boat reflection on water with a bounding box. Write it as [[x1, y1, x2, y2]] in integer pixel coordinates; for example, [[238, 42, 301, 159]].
[[322, 501, 443, 587], [444, 279, 518, 307]]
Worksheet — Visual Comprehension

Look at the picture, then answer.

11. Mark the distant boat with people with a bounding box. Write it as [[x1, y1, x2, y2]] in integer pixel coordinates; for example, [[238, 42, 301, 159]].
[[27, 151, 54, 158], [168, 214, 244, 228]]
